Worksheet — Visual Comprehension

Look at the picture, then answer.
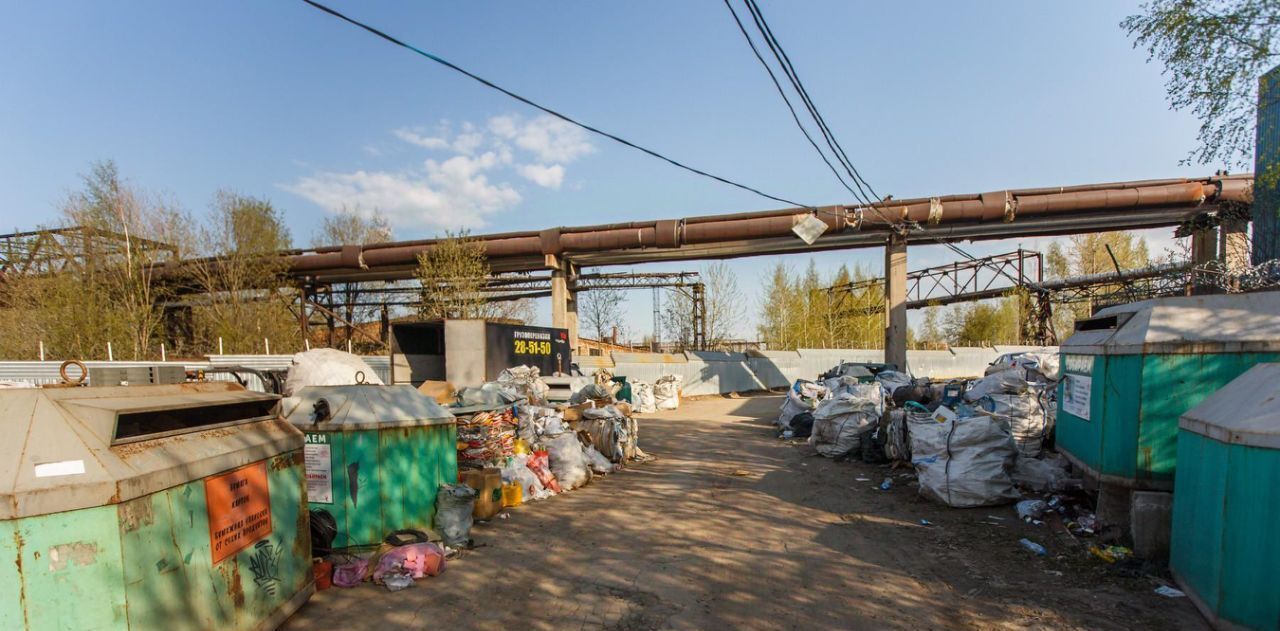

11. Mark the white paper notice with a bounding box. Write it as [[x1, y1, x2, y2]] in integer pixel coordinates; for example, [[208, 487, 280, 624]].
[[1062, 374, 1092, 421], [304, 433, 333, 504]]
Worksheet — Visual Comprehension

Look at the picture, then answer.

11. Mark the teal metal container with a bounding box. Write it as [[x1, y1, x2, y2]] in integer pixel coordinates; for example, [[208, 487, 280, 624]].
[[1171, 363, 1280, 630], [1056, 292, 1280, 489], [282, 385, 457, 549], [0, 382, 313, 631]]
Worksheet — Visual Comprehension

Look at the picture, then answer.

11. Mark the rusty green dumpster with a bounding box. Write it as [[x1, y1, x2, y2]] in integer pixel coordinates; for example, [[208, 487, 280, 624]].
[[0, 382, 312, 630], [280, 384, 457, 548]]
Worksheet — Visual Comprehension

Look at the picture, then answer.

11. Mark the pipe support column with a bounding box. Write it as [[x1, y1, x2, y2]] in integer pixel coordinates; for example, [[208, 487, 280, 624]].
[[884, 234, 908, 370]]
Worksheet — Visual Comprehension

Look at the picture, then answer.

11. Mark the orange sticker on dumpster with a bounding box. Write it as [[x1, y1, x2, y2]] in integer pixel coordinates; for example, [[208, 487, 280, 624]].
[[205, 461, 272, 564]]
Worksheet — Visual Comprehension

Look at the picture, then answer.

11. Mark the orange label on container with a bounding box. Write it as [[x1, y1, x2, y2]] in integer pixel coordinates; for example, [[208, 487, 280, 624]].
[[205, 461, 272, 564]]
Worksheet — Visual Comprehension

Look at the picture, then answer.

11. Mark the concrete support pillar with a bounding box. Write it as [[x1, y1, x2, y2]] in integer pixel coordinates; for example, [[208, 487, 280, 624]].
[[884, 234, 908, 370], [1191, 226, 1219, 295], [551, 261, 578, 352], [1220, 215, 1251, 275]]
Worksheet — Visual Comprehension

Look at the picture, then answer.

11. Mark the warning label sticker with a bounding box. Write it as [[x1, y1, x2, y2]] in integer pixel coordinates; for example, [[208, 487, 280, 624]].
[[304, 433, 333, 504], [205, 461, 272, 564]]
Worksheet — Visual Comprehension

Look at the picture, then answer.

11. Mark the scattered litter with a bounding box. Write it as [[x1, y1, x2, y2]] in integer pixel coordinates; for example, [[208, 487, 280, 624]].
[[919, 519, 933, 526], [498, 513, 510, 520], [1016, 499, 1048, 522], [1043, 570, 1064, 577], [879, 478, 893, 490], [1018, 538, 1047, 556], [731, 470, 751, 477], [1154, 586, 1186, 598], [1088, 544, 1133, 564], [855, 477, 872, 482], [986, 515, 1005, 521]]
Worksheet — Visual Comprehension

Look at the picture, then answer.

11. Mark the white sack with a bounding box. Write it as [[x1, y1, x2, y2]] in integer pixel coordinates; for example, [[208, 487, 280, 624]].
[[808, 385, 882, 458], [284, 348, 383, 396], [546, 433, 591, 490], [632, 381, 657, 414], [654, 374, 682, 410], [908, 413, 1019, 508]]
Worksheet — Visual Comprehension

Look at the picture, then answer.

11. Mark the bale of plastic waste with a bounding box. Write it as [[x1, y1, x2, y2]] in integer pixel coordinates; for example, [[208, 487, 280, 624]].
[[569, 383, 614, 405], [779, 379, 827, 429], [883, 408, 910, 462], [963, 370, 1030, 402], [808, 385, 882, 458], [632, 381, 657, 414], [284, 348, 383, 396], [909, 411, 1020, 507], [497, 366, 550, 404], [981, 390, 1049, 458], [546, 432, 591, 490], [435, 484, 478, 548], [653, 374, 682, 410]]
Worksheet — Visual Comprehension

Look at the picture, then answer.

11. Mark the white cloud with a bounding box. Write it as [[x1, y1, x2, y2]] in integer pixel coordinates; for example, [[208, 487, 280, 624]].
[[286, 114, 594, 230], [393, 128, 449, 150], [491, 114, 595, 163], [517, 163, 566, 189], [283, 151, 519, 230]]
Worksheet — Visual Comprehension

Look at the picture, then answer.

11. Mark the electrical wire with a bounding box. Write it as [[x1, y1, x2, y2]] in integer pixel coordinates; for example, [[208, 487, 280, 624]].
[[297, 0, 812, 209], [721, 0, 861, 201], [734, 0, 1045, 293]]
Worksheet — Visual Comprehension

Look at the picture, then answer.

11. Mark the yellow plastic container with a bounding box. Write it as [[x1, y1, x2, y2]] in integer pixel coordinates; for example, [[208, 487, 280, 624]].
[[513, 438, 530, 455], [501, 482, 523, 507]]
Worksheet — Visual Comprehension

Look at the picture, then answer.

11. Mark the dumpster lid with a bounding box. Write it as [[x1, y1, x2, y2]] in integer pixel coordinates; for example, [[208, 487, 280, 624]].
[[281, 384, 455, 430], [1062, 291, 1280, 355], [0, 382, 298, 520], [1180, 363, 1280, 449]]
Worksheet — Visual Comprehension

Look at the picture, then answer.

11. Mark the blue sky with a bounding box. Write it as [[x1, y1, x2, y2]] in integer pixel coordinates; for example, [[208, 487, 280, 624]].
[[0, 1, 1212, 339]]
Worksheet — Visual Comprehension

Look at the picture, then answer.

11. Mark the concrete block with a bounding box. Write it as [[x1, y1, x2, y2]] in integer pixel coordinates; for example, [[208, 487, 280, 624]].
[[1096, 483, 1132, 532], [1130, 491, 1173, 562]]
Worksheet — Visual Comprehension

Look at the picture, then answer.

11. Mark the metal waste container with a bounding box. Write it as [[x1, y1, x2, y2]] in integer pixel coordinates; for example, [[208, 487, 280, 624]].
[[281, 384, 457, 548], [1171, 363, 1280, 630], [0, 382, 311, 631], [1056, 291, 1280, 490]]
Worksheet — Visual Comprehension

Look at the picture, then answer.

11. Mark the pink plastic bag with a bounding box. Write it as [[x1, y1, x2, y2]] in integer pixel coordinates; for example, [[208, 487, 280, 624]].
[[371, 543, 446, 583], [332, 558, 369, 588], [527, 450, 562, 493]]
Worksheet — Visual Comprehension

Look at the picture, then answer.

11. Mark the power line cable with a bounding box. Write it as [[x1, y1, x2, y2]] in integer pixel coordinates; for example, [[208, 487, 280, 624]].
[[297, 0, 812, 209], [735, 0, 1045, 293], [742, 0, 880, 205], [721, 0, 863, 202]]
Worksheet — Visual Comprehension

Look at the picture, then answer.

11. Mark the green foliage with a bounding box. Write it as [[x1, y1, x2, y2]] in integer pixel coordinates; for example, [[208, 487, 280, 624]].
[[0, 161, 186, 360], [1124, 0, 1280, 167], [415, 231, 490, 321], [189, 192, 299, 355], [942, 297, 1023, 346], [1045, 232, 1152, 340], [755, 259, 882, 350]]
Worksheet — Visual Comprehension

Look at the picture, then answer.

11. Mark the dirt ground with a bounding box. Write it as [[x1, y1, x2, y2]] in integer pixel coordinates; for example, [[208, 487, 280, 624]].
[[284, 393, 1206, 630]]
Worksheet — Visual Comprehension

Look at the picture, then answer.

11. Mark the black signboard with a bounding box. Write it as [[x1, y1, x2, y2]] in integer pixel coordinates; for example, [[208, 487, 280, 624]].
[[483, 322, 571, 380]]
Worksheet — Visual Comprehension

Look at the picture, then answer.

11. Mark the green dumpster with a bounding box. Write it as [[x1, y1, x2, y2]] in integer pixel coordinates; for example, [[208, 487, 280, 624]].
[[281, 384, 457, 548], [0, 382, 312, 631], [1172, 363, 1280, 630], [1056, 291, 1280, 490]]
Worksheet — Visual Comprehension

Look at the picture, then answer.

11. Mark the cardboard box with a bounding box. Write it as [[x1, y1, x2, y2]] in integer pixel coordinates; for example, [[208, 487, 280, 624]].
[[459, 467, 504, 521], [418, 380, 457, 405]]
